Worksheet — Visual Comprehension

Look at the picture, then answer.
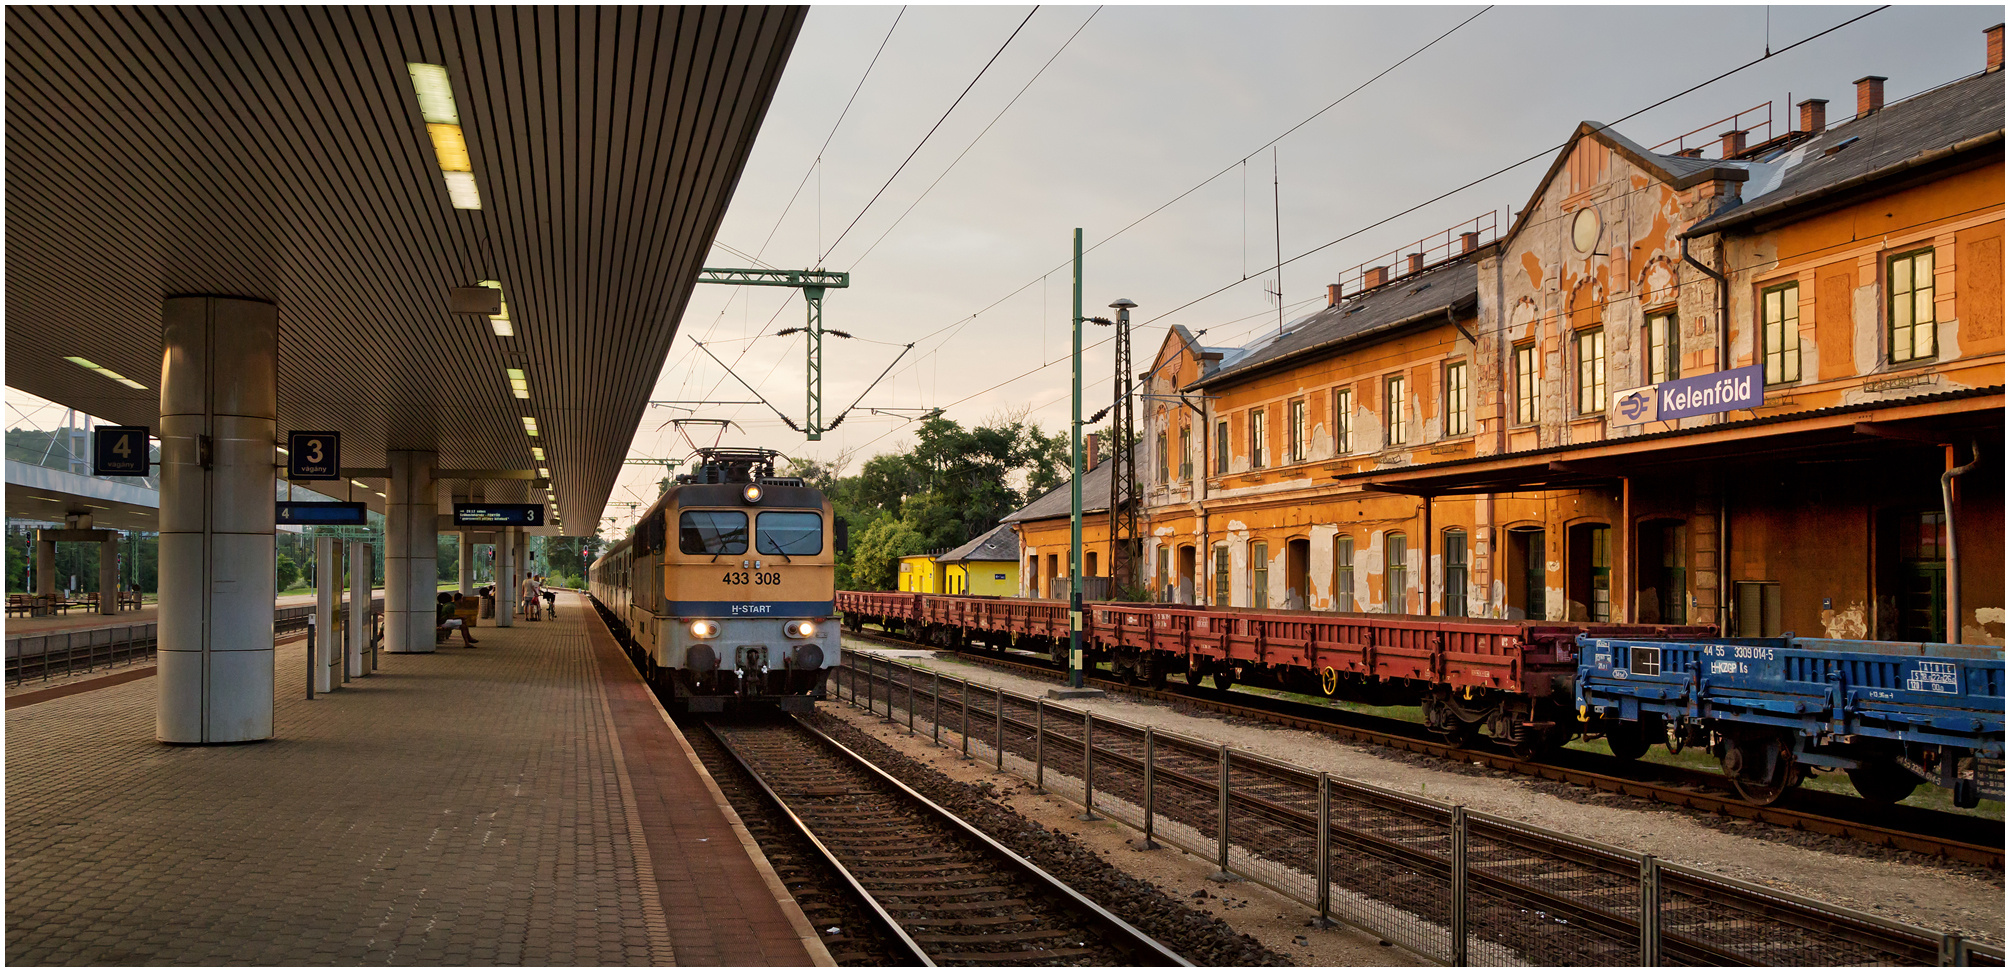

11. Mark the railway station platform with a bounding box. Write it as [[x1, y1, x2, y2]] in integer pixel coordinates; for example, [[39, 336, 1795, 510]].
[[6, 592, 828, 966]]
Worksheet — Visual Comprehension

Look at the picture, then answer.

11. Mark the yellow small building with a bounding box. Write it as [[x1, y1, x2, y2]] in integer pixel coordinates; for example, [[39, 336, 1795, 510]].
[[897, 553, 944, 593], [937, 524, 1020, 597]]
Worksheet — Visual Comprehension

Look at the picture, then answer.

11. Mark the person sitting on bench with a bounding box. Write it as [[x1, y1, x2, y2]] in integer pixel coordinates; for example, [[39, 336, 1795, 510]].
[[437, 592, 479, 645]]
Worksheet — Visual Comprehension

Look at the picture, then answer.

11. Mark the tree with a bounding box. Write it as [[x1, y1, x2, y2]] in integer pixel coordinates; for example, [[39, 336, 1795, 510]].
[[275, 551, 301, 592], [849, 516, 924, 591]]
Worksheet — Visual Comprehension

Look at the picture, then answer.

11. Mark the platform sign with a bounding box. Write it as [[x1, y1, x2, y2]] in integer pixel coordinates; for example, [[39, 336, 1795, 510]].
[[277, 501, 369, 526], [1612, 365, 1765, 427], [286, 431, 341, 480], [92, 426, 151, 476], [453, 503, 545, 527]]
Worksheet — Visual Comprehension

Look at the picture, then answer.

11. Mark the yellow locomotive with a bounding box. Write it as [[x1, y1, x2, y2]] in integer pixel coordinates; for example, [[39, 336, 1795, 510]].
[[589, 448, 842, 712]]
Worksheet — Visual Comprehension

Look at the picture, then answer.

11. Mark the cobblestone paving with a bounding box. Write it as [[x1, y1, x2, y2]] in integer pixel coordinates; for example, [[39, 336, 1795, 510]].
[[7, 604, 668, 965]]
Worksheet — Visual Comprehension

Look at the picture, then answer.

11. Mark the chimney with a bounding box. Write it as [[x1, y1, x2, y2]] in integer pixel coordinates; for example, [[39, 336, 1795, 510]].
[[1406, 253, 1425, 274], [1460, 231, 1480, 254], [1363, 265, 1389, 289], [1719, 129, 1748, 158], [1327, 283, 1343, 307], [1855, 75, 1886, 116], [1797, 98, 1828, 134], [1988, 23, 2004, 73], [1673, 147, 1705, 159], [1085, 433, 1101, 472]]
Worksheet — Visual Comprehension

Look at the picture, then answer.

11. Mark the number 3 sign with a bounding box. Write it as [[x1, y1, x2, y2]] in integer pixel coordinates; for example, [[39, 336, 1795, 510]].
[[287, 431, 341, 480]]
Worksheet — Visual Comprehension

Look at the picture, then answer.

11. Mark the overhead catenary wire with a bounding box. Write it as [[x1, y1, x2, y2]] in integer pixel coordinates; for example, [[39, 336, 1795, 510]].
[[819, 5, 1041, 265], [1137, 4, 1891, 329], [837, 4, 1893, 455], [844, 6, 1104, 271]]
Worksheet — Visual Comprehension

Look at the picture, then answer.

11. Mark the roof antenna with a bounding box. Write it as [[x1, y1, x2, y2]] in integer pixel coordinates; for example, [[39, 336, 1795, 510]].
[[1272, 147, 1285, 336]]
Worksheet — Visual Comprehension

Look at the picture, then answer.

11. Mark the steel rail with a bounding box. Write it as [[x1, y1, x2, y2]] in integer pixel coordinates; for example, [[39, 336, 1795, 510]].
[[846, 656, 1959, 967], [711, 715, 1192, 967], [703, 721, 932, 967], [842, 627, 2005, 869]]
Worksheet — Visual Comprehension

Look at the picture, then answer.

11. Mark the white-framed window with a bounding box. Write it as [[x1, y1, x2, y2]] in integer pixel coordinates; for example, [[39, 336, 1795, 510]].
[[1288, 398, 1307, 462], [1444, 361, 1469, 437], [1888, 248, 1936, 363], [1249, 407, 1267, 468], [1645, 309, 1679, 383], [1384, 374, 1407, 446], [1514, 344, 1538, 424], [1575, 328, 1606, 414], [1333, 388, 1353, 454], [1761, 282, 1801, 384]]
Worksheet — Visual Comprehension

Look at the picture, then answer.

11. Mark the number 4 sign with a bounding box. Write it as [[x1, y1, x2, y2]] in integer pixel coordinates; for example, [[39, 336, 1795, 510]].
[[287, 431, 341, 481], [92, 426, 152, 476]]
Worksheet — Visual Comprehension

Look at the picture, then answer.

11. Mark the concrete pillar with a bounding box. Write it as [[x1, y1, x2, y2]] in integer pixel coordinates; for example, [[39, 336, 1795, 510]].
[[497, 527, 516, 627], [99, 534, 120, 615], [157, 295, 278, 744], [457, 532, 473, 595], [348, 541, 371, 676], [385, 450, 438, 653], [314, 536, 343, 694], [34, 539, 54, 616]]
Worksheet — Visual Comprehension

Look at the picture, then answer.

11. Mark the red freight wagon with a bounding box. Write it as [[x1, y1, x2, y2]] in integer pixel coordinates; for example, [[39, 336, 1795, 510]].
[[839, 590, 1711, 754]]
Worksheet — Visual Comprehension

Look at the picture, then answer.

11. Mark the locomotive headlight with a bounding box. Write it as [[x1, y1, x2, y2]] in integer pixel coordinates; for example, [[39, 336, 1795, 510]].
[[743, 484, 763, 504], [786, 620, 817, 639], [688, 620, 720, 639]]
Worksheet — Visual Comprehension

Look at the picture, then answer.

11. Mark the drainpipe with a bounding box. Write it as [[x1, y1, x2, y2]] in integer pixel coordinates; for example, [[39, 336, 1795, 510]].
[[1941, 440, 1980, 644], [1679, 236, 1730, 386]]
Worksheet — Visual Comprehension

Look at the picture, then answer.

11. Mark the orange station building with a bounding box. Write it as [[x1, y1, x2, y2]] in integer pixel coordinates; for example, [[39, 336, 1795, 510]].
[[1013, 27, 2005, 645]]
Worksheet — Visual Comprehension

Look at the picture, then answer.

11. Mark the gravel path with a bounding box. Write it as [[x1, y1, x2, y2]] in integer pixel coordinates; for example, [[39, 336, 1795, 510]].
[[844, 641, 2005, 945]]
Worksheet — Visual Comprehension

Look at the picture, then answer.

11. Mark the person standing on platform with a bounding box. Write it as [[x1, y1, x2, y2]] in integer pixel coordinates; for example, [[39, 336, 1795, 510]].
[[520, 572, 541, 621]]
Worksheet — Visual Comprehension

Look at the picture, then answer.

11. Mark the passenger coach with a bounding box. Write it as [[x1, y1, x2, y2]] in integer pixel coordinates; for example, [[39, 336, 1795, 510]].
[[591, 448, 842, 712]]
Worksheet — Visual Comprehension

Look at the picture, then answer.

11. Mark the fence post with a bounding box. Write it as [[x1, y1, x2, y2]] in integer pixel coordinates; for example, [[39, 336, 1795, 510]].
[[995, 688, 1005, 771], [1034, 699, 1047, 794], [1078, 711, 1100, 821], [1450, 804, 1467, 963], [932, 672, 942, 746], [1940, 933, 1966, 967], [906, 665, 916, 735], [1140, 729, 1161, 849], [1210, 744, 1237, 882], [305, 618, 317, 701], [960, 678, 972, 759], [1317, 773, 1334, 930], [1639, 853, 1661, 967]]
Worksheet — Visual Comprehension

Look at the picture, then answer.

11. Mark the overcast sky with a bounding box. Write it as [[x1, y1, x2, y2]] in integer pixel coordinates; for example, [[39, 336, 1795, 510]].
[[605, 4, 2000, 531]]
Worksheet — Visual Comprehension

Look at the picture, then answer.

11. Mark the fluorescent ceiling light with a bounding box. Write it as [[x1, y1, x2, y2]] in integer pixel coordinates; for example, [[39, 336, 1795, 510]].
[[506, 367, 529, 399], [351, 479, 370, 489], [478, 279, 512, 336], [531, 447, 545, 461], [406, 62, 480, 210], [537, 467, 550, 478], [64, 355, 148, 389], [407, 63, 459, 125], [522, 417, 539, 436], [276, 446, 289, 455]]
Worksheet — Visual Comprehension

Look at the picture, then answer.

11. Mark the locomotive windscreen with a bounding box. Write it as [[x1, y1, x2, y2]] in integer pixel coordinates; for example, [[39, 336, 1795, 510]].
[[678, 510, 748, 554], [757, 512, 823, 555]]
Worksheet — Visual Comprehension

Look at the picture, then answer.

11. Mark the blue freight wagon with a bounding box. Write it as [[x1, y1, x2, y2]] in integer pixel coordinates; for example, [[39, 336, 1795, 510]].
[[1575, 634, 2004, 807]]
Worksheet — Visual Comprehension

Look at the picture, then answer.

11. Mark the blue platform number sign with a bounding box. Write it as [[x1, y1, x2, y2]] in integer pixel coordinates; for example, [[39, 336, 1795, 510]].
[[92, 426, 151, 476], [287, 431, 341, 481]]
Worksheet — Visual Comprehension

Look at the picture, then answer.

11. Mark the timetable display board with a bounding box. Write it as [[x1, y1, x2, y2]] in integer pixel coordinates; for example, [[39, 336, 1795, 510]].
[[453, 504, 545, 527]]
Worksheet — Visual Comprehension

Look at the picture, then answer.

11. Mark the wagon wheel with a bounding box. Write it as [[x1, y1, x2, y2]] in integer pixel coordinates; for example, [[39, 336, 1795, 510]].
[[1183, 662, 1211, 689], [1604, 716, 1655, 762], [1211, 668, 1237, 694], [1436, 721, 1480, 749], [1846, 760, 1921, 805], [1144, 659, 1169, 691], [1724, 733, 1801, 806]]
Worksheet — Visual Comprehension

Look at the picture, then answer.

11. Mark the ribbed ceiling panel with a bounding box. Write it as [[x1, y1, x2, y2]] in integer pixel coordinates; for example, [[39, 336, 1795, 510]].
[[5, 6, 804, 532]]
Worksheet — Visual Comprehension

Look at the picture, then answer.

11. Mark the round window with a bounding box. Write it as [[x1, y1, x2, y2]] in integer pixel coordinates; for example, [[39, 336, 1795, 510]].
[[1571, 207, 1601, 254]]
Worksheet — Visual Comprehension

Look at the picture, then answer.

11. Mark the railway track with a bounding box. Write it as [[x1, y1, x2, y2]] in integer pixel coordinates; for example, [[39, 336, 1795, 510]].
[[842, 627, 2004, 870], [703, 715, 1191, 967], [833, 652, 2003, 967]]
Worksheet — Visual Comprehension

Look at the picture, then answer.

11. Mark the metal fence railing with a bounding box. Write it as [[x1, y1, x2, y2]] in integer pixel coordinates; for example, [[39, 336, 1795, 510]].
[[7, 599, 384, 687], [829, 652, 2005, 967]]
